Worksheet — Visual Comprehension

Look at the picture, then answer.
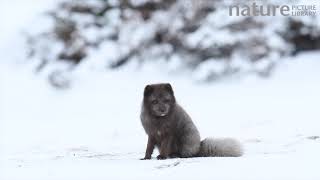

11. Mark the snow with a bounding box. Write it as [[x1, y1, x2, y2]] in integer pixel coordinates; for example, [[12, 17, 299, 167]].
[[1, 52, 320, 180], [1, 1, 320, 180]]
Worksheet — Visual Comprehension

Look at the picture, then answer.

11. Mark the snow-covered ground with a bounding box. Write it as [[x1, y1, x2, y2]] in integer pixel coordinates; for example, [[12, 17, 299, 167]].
[[1, 1, 320, 180], [1, 52, 320, 180]]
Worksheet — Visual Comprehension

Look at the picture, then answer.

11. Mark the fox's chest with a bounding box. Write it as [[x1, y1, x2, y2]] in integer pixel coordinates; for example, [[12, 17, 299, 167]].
[[152, 123, 174, 140]]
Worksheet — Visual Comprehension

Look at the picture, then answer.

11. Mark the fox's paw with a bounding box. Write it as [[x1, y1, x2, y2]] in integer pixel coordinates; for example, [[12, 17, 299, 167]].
[[157, 155, 167, 160], [140, 156, 151, 160]]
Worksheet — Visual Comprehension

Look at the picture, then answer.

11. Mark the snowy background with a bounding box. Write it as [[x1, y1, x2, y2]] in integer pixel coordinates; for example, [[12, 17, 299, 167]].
[[1, 0, 320, 180]]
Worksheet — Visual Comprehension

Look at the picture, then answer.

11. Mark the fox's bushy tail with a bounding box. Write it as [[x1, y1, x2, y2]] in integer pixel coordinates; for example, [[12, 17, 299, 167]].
[[197, 137, 243, 157]]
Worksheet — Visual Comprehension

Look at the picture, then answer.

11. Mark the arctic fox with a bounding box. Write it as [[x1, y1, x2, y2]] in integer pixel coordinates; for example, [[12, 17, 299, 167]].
[[140, 83, 243, 160]]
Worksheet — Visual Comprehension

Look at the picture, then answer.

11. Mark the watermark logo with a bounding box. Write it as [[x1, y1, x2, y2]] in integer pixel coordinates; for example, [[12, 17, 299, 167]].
[[229, 2, 318, 16]]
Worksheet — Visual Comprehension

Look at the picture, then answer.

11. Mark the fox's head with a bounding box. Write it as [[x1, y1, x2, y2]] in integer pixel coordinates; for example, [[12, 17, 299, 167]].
[[143, 83, 176, 118]]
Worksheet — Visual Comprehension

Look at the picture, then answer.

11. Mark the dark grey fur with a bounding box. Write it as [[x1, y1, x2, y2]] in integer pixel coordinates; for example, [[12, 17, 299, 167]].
[[140, 83, 243, 160]]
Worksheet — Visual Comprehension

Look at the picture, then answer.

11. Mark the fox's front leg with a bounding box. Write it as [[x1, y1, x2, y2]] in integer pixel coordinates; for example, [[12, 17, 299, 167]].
[[141, 136, 155, 160], [157, 136, 173, 160]]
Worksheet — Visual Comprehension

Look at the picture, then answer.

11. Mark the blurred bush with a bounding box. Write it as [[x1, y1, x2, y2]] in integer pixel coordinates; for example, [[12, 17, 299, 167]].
[[27, 0, 320, 84]]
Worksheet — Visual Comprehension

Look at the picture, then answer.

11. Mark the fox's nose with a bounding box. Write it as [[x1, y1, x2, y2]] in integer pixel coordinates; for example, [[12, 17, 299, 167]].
[[159, 107, 166, 113]]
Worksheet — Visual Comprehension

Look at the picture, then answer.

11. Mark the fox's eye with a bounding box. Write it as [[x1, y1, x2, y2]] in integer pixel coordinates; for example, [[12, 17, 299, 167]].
[[152, 100, 158, 104]]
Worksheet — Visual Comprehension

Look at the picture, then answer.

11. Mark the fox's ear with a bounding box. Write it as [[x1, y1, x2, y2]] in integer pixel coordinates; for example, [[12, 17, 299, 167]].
[[144, 85, 153, 97], [164, 83, 174, 95]]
